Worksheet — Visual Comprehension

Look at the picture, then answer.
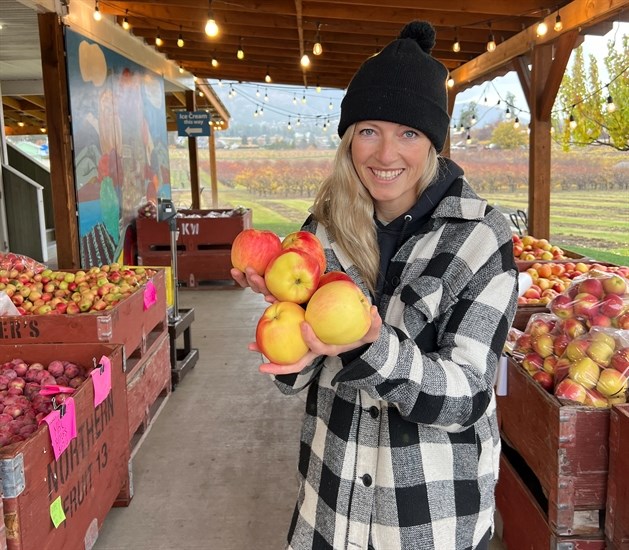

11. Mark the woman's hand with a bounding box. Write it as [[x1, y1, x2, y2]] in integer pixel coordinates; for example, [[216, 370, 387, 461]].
[[230, 267, 277, 303], [256, 305, 383, 375]]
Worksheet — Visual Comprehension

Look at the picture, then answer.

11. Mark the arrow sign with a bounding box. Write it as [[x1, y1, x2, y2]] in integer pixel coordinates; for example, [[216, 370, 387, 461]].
[[177, 111, 211, 137]]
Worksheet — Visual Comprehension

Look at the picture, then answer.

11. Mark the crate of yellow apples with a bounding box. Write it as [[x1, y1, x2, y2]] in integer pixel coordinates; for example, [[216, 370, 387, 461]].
[[231, 229, 371, 365]]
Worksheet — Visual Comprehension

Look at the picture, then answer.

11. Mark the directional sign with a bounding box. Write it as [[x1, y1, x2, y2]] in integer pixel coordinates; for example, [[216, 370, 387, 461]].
[[176, 111, 211, 137]]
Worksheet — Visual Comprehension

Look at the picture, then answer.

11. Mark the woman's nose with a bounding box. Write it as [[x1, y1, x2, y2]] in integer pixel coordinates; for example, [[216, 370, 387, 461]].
[[374, 135, 398, 164]]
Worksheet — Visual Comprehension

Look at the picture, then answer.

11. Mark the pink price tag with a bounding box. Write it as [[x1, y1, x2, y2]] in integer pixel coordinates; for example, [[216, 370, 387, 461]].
[[39, 385, 75, 396], [90, 355, 112, 407], [43, 397, 77, 460], [143, 280, 157, 310]]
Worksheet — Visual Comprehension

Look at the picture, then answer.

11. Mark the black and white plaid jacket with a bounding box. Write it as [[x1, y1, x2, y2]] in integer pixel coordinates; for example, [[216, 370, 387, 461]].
[[274, 176, 518, 550]]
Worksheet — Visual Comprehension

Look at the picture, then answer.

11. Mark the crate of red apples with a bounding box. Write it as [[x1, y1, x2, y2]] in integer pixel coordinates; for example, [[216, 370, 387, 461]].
[[0, 342, 129, 550], [0, 257, 167, 362]]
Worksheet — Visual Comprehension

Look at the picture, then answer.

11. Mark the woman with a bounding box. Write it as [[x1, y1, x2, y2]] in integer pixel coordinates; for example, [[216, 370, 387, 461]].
[[233, 20, 518, 550]]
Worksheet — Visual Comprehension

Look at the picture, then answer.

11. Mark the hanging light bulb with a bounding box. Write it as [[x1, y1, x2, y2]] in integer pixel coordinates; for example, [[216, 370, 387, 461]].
[[155, 30, 163, 47], [313, 23, 323, 55], [179, 63, 184, 74], [452, 29, 460, 53], [328, 101, 333, 110], [177, 27, 185, 48], [40, 126, 47, 133], [316, 82, 321, 93], [569, 113, 577, 130], [198, 89, 204, 97], [218, 79, 223, 86], [264, 90, 269, 102], [211, 56, 219, 68], [122, 10, 131, 30], [606, 94, 616, 113], [287, 117, 292, 131], [265, 67, 272, 83], [259, 106, 264, 116], [93, 0, 102, 21], [466, 131, 472, 145], [297, 117, 301, 126], [205, 0, 219, 37], [300, 53, 311, 67], [292, 94, 297, 105], [254, 108, 258, 118], [536, 20, 548, 37], [302, 94, 307, 104], [237, 38, 244, 60], [486, 23, 496, 52], [17, 119, 25, 128], [447, 77, 454, 88], [256, 87, 260, 98], [513, 117, 520, 129], [471, 113, 477, 125], [554, 13, 563, 32], [505, 107, 511, 120]]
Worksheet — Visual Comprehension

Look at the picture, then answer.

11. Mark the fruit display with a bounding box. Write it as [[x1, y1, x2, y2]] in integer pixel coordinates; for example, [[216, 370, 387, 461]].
[[0, 263, 157, 316], [231, 229, 372, 364], [0, 357, 91, 448], [512, 234, 570, 261], [137, 200, 158, 219]]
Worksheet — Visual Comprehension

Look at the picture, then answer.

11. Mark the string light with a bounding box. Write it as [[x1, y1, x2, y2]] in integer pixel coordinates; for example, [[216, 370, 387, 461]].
[[606, 94, 616, 113], [287, 117, 292, 131], [292, 94, 297, 105], [316, 82, 321, 93], [328, 101, 333, 110], [536, 19, 548, 37], [302, 94, 307, 104], [122, 10, 131, 30], [447, 77, 454, 88], [237, 37, 244, 60], [466, 130, 472, 144], [205, 0, 219, 37], [505, 107, 511, 120], [265, 67, 272, 83], [452, 28, 461, 53], [513, 116, 520, 129], [486, 23, 496, 52], [554, 12, 563, 32], [179, 63, 184, 74], [93, 0, 101, 21], [212, 55, 219, 68], [155, 29, 163, 47], [313, 23, 323, 56], [177, 27, 185, 48], [569, 113, 577, 130], [300, 53, 311, 67], [471, 112, 477, 125]]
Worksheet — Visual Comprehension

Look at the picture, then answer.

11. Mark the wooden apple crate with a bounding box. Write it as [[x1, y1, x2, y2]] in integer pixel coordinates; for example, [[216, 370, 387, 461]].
[[605, 404, 629, 549], [0, 343, 129, 550], [497, 357, 610, 537], [114, 329, 171, 507], [0, 268, 167, 370], [0, 496, 6, 550], [497, 450, 606, 550], [513, 304, 548, 331], [136, 208, 252, 288]]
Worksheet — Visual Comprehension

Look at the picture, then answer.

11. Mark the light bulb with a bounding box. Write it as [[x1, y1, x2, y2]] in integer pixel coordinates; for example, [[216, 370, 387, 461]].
[[328, 101, 333, 110], [300, 53, 310, 67], [177, 33, 184, 48], [505, 107, 511, 120], [447, 77, 454, 88], [554, 14, 563, 32], [93, 1, 101, 21], [452, 40, 460, 53], [17, 120, 25, 127], [205, 17, 219, 37], [513, 117, 520, 129], [536, 21, 548, 37], [569, 114, 577, 130], [606, 95, 616, 113], [237, 48, 244, 60], [316, 83, 321, 93], [466, 133, 472, 144], [471, 114, 477, 124], [487, 35, 496, 52], [155, 34, 163, 47], [40, 127, 46, 133], [292, 95, 297, 105], [122, 11, 130, 30], [313, 41, 322, 56], [179, 64, 184, 74], [302, 95, 307, 104], [265, 72, 272, 83], [211, 57, 218, 68]]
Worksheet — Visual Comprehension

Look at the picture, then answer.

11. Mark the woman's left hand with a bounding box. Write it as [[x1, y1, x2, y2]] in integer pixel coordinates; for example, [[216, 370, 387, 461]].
[[255, 305, 382, 375]]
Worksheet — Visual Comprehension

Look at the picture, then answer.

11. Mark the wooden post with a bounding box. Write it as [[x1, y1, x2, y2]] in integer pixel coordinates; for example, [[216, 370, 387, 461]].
[[38, 13, 80, 268], [443, 88, 457, 158], [208, 128, 218, 208], [185, 91, 200, 210]]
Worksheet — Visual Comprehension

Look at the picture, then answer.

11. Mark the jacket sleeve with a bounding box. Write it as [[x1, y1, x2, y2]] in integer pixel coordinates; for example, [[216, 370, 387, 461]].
[[332, 214, 518, 431], [272, 357, 325, 395]]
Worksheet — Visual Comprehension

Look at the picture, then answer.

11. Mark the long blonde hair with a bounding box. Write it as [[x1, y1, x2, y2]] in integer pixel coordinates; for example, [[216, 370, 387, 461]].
[[312, 124, 439, 294]]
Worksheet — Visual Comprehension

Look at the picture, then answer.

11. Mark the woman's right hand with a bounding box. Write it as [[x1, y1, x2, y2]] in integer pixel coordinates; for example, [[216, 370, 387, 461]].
[[230, 267, 277, 303]]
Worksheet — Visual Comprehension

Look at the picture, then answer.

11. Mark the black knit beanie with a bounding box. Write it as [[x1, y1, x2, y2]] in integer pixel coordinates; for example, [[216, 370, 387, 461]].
[[338, 21, 450, 152]]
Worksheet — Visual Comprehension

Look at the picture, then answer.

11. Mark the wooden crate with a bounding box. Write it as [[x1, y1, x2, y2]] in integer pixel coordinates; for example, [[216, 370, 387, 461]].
[[513, 304, 547, 331], [497, 450, 606, 550], [0, 496, 6, 550], [497, 357, 610, 537], [606, 404, 629, 549], [0, 269, 167, 368], [0, 343, 129, 550]]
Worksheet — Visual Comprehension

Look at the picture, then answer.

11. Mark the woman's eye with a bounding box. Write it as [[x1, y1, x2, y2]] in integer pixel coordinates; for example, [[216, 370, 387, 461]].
[[403, 130, 418, 138], [359, 128, 375, 136]]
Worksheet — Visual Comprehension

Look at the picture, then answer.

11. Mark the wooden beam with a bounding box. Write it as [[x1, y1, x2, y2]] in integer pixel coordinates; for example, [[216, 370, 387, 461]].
[[38, 12, 81, 269], [294, 0, 308, 88], [208, 128, 218, 208], [451, 0, 629, 91], [512, 56, 531, 112], [186, 90, 201, 210]]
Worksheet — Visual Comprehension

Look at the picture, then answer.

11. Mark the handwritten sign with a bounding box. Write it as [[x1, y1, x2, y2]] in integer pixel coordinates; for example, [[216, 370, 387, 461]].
[[43, 397, 77, 460], [143, 280, 157, 310], [50, 496, 66, 528], [90, 355, 112, 406]]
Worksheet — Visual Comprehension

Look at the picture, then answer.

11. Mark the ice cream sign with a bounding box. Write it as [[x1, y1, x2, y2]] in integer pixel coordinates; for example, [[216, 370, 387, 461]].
[[176, 110, 211, 137]]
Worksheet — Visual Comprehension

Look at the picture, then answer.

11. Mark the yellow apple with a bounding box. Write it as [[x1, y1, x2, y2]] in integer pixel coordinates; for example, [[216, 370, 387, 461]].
[[281, 231, 327, 275], [256, 302, 309, 365], [305, 280, 371, 345], [231, 229, 282, 276], [264, 249, 321, 304]]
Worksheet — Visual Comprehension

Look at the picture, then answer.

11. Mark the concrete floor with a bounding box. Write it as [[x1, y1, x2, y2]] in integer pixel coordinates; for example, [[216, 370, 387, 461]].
[[93, 288, 506, 550]]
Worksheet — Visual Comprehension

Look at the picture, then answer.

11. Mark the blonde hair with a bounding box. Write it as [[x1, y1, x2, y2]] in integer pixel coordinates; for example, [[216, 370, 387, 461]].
[[312, 124, 439, 294]]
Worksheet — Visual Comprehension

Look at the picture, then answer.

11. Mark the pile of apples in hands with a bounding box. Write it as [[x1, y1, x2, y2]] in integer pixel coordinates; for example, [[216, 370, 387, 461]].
[[231, 229, 371, 365], [513, 269, 629, 407], [0, 357, 90, 448]]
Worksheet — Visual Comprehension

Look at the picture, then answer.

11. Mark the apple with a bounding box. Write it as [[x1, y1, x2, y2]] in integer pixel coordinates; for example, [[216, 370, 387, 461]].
[[531, 334, 555, 358], [553, 334, 571, 357], [596, 368, 628, 398], [527, 317, 555, 337], [564, 339, 590, 362], [281, 231, 327, 275], [515, 333, 533, 353], [533, 370, 554, 392], [542, 356, 557, 375], [585, 340, 615, 367], [600, 294, 625, 318], [610, 347, 629, 376], [615, 313, 629, 330], [573, 293, 600, 319], [588, 314, 612, 328], [231, 229, 283, 276], [568, 357, 600, 389], [318, 271, 353, 288], [304, 280, 372, 345], [521, 352, 543, 375], [264, 249, 321, 304], [550, 294, 574, 319], [555, 378, 587, 404], [602, 274, 627, 296], [560, 318, 587, 339], [255, 301, 309, 365], [584, 388, 610, 409], [578, 278, 604, 299]]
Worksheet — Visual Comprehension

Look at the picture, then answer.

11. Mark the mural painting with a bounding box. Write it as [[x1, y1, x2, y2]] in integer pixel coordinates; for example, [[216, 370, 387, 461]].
[[65, 28, 171, 267]]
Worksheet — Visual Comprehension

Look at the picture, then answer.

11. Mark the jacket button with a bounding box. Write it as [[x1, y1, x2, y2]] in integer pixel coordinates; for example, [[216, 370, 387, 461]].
[[362, 474, 372, 487], [391, 276, 400, 286], [369, 406, 379, 419]]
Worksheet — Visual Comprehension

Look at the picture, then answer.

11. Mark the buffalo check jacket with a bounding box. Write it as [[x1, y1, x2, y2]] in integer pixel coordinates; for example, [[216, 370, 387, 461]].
[[273, 176, 518, 550]]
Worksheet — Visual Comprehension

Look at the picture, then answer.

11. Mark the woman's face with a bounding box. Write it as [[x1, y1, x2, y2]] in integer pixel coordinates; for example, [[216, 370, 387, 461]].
[[351, 120, 432, 222]]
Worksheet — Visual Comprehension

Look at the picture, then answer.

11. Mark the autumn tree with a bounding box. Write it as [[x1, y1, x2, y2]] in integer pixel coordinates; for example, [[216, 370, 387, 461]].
[[491, 121, 528, 150], [554, 34, 628, 151]]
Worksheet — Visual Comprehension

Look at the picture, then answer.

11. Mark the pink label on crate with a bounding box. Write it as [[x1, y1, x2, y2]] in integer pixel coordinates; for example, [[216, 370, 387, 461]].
[[144, 280, 157, 310], [39, 385, 75, 396], [44, 397, 77, 460], [90, 355, 112, 406]]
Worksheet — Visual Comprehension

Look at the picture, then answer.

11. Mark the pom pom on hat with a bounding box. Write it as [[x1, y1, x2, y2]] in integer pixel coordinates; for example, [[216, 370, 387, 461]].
[[338, 20, 450, 152]]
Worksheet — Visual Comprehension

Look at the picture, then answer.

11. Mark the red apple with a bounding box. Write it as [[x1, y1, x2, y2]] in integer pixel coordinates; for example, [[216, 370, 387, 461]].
[[560, 318, 587, 339], [584, 388, 610, 409], [264, 249, 321, 304], [550, 294, 574, 319], [610, 347, 629, 376], [533, 370, 554, 392], [600, 293, 625, 318], [564, 339, 590, 362], [578, 278, 604, 299], [586, 340, 615, 367], [521, 352, 544, 375], [304, 280, 372, 345], [573, 292, 600, 319], [602, 274, 627, 296], [531, 334, 555, 359], [527, 317, 555, 337], [542, 356, 558, 375], [555, 378, 587, 404], [231, 229, 282, 276], [615, 313, 629, 330], [515, 333, 533, 353], [553, 334, 571, 357], [568, 357, 600, 389], [596, 368, 628, 398], [281, 231, 326, 276], [317, 271, 353, 288], [255, 301, 309, 365]]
